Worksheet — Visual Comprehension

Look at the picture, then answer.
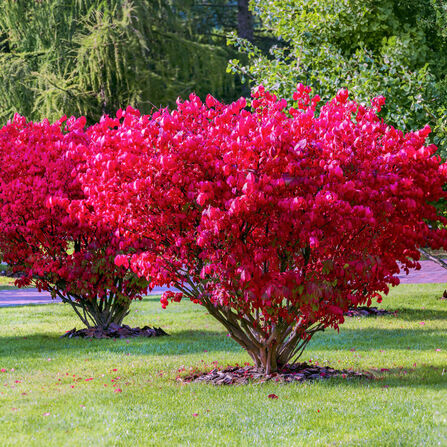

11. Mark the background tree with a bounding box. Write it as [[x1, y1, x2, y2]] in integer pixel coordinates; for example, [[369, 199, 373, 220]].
[[237, 0, 254, 41], [0, 0, 240, 123], [229, 0, 447, 156], [175, 1, 255, 40]]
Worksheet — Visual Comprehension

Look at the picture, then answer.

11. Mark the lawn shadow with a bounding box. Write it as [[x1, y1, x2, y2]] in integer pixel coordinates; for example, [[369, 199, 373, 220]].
[[319, 364, 447, 391], [313, 326, 446, 352], [393, 307, 447, 321], [0, 328, 241, 361]]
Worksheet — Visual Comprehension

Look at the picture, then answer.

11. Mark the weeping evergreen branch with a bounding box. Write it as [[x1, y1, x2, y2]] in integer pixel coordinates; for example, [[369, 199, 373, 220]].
[[0, 0, 238, 123]]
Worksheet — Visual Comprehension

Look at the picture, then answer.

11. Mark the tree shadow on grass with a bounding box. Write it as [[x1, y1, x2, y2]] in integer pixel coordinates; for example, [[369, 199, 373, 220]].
[[312, 327, 446, 352], [392, 307, 447, 321], [321, 364, 447, 391], [0, 329, 240, 361], [0, 323, 444, 363]]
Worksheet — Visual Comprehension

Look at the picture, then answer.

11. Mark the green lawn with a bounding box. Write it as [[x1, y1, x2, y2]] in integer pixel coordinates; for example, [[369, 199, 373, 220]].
[[0, 265, 16, 288], [0, 277, 16, 289], [0, 284, 446, 446]]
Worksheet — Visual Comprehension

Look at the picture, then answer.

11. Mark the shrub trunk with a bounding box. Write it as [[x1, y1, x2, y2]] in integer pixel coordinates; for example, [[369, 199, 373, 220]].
[[201, 298, 323, 375], [51, 288, 131, 329]]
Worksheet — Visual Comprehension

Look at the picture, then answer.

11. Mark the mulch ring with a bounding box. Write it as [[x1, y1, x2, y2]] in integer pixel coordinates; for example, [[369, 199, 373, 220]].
[[180, 363, 373, 386], [61, 323, 169, 339], [344, 306, 392, 317], [0, 269, 24, 278]]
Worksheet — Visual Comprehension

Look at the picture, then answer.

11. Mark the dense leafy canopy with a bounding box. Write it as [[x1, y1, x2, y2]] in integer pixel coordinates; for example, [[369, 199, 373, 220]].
[[77, 86, 447, 372], [0, 115, 148, 329], [229, 0, 447, 155]]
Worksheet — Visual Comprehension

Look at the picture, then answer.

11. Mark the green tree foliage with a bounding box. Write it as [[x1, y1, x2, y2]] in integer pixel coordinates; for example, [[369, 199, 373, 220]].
[[229, 0, 447, 155], [0, 0, 239, 123]]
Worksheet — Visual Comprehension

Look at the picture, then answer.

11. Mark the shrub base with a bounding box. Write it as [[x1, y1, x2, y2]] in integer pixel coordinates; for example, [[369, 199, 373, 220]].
[[181, 363, 372, 385], [61, 323, 168, 339], [344, 306, 392, 317]]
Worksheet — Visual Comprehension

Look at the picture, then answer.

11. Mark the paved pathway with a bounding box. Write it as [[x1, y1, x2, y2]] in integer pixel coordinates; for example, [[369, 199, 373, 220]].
[[0, 285, 176, 307], [0, 260, 446, 307], [396, 260, 447, 284]]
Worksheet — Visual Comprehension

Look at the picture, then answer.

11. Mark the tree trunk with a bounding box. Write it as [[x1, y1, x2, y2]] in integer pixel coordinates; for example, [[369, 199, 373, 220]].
[[418, 247, 447, 268], [237, 0, 254, 42]]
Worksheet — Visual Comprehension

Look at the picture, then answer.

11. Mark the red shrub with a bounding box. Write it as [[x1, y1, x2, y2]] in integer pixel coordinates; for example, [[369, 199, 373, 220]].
[[78, 86, 446, 372], [0, 115, 148, 329]]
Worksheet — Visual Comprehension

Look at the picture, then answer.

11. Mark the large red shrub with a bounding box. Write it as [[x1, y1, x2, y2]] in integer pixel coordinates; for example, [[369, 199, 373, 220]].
[[0, 115, 148, 329], [79, 86, 447, 373]]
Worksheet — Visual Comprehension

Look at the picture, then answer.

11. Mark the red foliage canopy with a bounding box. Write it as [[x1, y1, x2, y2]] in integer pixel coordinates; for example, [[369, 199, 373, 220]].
[[0, 115, 147, 328], [77, 85, 447, 371]]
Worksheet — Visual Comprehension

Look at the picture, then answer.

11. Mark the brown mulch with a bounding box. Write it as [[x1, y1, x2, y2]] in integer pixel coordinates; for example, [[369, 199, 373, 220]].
[[0, 269, 24, 278], [61, 323, 169, 339], [180, 362, 372, 386], [344, 306, 392, 317]]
